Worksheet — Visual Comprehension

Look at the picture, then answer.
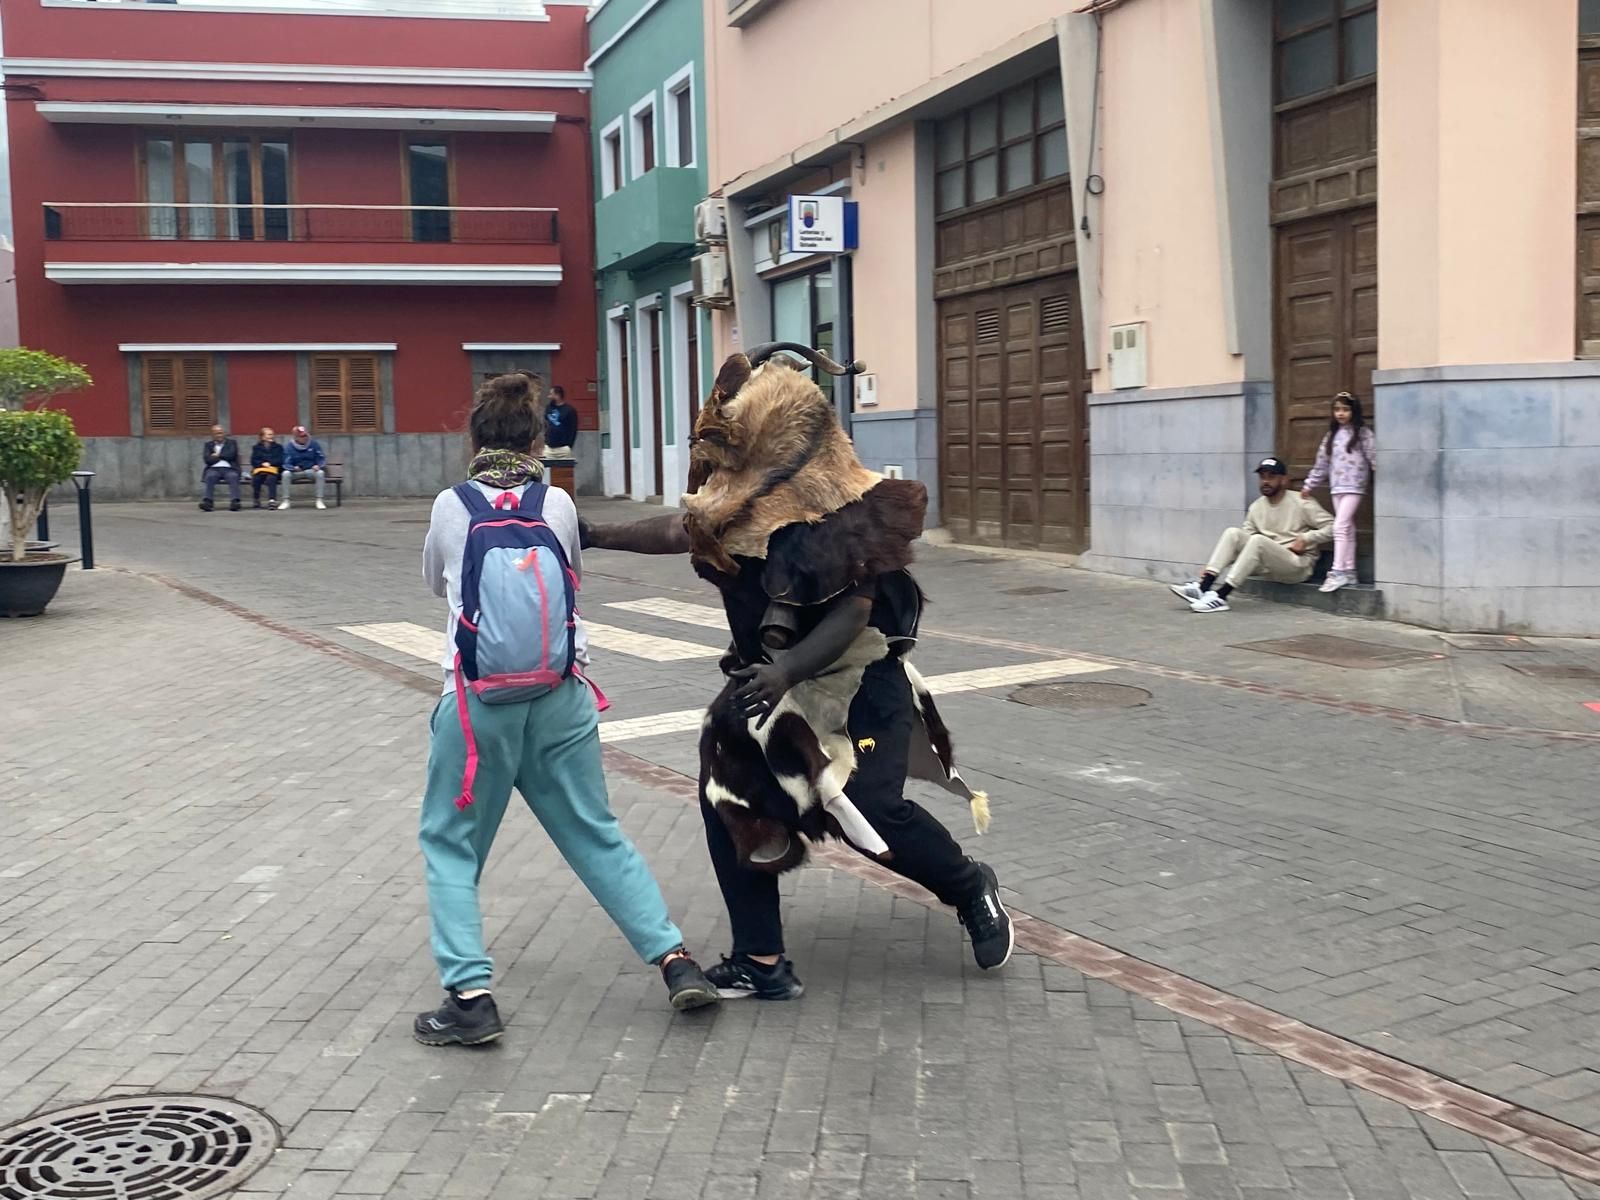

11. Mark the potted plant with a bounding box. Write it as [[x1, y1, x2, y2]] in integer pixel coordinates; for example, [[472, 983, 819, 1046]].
[[1, 352, 91, 616]]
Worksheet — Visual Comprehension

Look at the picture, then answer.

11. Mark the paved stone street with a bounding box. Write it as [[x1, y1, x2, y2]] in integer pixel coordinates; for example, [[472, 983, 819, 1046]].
[[5, 499, 1600, 1199]]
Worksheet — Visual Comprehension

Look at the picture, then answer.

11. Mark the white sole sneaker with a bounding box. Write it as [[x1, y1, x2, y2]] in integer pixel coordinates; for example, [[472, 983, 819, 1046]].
[[1319, 574, 1350, 593], [278, 500, 290, 510], [1190, 595, 1231, 613], [316, 501, 327, 510], [1169, 582, 1202, 603]]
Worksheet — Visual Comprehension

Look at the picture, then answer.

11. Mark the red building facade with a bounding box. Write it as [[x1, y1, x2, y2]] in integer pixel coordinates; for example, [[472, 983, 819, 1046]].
[[1, 0, 597, 498]]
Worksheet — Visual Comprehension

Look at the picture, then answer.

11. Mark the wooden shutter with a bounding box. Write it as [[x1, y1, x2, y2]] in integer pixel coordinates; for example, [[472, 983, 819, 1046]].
[[143, 356, 177, 432], [310, 353, 382, 433], [346, 355, 380, 432], [179, 356, 214, 431], [143, 354, 213, 433], [311, 355, 347, 432]]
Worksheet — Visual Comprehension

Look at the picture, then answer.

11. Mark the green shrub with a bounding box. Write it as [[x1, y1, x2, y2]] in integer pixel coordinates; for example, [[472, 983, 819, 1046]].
[[0, 409, 84, 561]]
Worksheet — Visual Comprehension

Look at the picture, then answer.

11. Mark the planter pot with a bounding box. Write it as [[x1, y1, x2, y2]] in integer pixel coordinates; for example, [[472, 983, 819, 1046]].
[[0, 553, 72, 617]]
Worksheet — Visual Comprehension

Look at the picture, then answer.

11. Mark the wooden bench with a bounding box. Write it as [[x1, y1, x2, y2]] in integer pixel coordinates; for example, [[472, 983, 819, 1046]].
[[285, 462, 345, 507]]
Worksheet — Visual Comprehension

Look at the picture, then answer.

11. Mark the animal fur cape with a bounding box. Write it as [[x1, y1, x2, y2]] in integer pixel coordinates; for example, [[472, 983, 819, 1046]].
[[686, 352, 990, 873]]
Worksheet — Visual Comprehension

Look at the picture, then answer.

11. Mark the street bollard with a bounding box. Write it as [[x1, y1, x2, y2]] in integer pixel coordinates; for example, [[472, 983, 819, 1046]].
[[71, 471, 95, 570], [36, 499, 48, 543]]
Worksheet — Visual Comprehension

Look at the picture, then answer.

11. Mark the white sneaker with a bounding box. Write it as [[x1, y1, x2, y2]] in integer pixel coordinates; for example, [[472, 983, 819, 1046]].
[[316, 499, 327, 510], [278, 498, 290, 510], [1319, 571, 1350, 594], [1169, 580, 1204, 602], [1190, 591, 1230, 613]]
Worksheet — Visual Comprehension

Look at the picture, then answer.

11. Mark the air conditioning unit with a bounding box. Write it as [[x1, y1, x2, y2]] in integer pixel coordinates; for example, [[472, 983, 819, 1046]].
[[693, 197, 729, 244], [692, 245, 732, 309]]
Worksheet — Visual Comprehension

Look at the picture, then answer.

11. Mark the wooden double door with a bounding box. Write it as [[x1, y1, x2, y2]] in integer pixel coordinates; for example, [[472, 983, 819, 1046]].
[[938, 274, 1089, 553]]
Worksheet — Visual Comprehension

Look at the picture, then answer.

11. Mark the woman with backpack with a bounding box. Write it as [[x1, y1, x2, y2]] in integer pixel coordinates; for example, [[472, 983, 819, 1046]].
[[415, 373, 718, 1046]]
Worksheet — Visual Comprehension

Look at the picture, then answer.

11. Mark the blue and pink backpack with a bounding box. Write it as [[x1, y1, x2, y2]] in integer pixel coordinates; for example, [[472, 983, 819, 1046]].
[[450, 481, 604, 810]]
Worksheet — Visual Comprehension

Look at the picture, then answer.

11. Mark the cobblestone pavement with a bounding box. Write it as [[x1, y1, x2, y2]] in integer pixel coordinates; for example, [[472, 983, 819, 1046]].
[[1, 499, 1597, 1198]]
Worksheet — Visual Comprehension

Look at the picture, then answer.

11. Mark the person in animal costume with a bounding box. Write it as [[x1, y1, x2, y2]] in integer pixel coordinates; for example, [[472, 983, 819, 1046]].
[[581, 343, 1013, 1000]]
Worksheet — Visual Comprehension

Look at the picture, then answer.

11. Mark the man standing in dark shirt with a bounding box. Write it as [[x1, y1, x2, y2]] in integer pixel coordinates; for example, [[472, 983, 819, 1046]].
[[544, 385, 579, 461]]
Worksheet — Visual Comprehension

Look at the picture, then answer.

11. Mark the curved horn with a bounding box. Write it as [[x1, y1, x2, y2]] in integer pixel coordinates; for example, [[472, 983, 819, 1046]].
[[744, 342, 866, 376]]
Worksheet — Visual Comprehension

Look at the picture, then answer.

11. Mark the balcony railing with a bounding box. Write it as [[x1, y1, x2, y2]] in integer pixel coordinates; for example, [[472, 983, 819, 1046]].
[[42, 203, 559, 245]]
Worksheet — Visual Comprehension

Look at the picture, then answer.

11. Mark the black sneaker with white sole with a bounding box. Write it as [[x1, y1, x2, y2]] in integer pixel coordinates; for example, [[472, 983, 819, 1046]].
[[956, 863, 1014, 970], [414, 992, 504, 1046], [660, 952, 721, 1011], [704, 953, 805, 1001]]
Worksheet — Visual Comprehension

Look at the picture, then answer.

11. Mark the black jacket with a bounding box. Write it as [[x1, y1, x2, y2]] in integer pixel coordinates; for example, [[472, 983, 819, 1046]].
[[545, 402, 579, 449], [203, 438, 240, 470], [251, 441, 285, 472]]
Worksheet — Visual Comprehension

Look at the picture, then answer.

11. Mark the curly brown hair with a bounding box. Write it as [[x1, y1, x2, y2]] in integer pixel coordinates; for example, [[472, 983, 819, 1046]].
[[470, 373, 545, 454]]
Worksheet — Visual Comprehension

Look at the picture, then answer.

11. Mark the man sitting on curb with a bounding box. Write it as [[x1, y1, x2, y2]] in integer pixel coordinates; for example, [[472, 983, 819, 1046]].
[[1171, 456, 1333, 614]]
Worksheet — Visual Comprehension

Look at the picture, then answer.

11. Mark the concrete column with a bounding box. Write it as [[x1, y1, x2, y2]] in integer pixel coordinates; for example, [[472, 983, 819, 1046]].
[[1079, 0, 1274, 581], [1378, 0, 1577, 369], [1373, 0, 1600, 635]]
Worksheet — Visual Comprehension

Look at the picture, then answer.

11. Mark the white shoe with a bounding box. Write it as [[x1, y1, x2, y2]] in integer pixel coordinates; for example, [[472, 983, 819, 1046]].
[[1170, 580, 1204, 603], [1319, 571, 1350, 594], [316, 499, 327, 510], [1190, 591, 1230, 613], [278, 498, 290, 510]]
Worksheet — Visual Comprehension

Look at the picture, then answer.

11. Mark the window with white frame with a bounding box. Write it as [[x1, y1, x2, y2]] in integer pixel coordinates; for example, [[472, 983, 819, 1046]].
[[629, 94, 657, 179], [664, 65, 696, 169], [600, 119, 624, 196]]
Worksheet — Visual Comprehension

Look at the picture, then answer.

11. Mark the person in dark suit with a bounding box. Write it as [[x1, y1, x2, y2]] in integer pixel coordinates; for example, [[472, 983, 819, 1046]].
[[200, 425, 242, 512]]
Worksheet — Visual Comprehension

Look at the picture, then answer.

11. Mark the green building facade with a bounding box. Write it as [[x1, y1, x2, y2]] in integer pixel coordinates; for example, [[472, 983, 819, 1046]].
[[588, 0, 709, 504]]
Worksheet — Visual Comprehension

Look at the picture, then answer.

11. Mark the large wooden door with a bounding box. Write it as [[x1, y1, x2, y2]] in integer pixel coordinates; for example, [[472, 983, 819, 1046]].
[[939, 276, 1088, 551], [1273, 210, 1377, 481], [1578, 32, 1600, 355], [934, 176, 1087, 553], [648, 307, 664, 499], [1270, 0, 1378, 574]]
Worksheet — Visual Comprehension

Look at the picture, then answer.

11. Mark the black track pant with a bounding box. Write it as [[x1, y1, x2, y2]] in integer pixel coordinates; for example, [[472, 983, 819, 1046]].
[[700, 657, 985, 956]]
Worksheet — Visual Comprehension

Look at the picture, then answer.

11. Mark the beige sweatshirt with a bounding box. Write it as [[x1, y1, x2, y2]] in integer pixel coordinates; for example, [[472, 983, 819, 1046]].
[[1243, 493, 1334, 557]]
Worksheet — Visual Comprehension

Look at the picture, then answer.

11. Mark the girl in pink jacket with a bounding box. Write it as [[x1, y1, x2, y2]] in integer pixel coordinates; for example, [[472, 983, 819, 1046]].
[[1301, 391, 1375, 593]]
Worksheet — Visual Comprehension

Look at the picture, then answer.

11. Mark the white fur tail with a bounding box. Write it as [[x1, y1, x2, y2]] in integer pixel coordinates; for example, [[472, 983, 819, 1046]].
[[969, 789, 991, 835]]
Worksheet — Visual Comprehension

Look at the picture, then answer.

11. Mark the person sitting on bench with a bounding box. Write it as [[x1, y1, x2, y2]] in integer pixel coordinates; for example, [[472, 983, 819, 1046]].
[[280, 425, 327, 511]]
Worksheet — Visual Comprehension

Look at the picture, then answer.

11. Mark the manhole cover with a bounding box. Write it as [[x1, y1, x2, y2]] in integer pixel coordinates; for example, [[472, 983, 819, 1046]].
[[1003, 586, 1068, 596], [1010, 681, 1151, 711], [1234, 635, 1445, 670], [1440, 634, 1537, 652], [0, 1095, 279, 1200], [1508, 664, 1600, 681]]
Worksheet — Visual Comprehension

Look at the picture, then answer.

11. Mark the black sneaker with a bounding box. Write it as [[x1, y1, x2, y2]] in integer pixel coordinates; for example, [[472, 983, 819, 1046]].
[[704, 953, 805, 1001], [413, 992, 504, 1046], [660, 952, 721, 1011], [198, 499, 213, 512], [956, 863, 1014, 970], [229, 500, 241, 512]]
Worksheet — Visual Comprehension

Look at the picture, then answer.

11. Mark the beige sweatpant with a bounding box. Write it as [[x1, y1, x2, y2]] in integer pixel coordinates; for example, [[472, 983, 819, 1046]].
[[1205, 527, 1314, 588]]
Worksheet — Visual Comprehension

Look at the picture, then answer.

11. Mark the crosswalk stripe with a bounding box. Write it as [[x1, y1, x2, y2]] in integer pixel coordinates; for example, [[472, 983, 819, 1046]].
[[341, 619, 1112, 744], [598, 710, 706, 744], [582, 622, 721, 661], [606, 597, 726, 629], [342, 619, 721, 666], [922, 658, 1109, 693], [339, 622, 440, 662]]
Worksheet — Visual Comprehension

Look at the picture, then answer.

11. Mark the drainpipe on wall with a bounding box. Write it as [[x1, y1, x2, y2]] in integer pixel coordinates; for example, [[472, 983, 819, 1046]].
[[832, 251, 854, 436]]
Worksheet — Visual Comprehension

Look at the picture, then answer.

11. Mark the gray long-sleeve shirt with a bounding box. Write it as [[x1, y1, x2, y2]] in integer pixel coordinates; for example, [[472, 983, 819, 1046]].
[[422, 480, 591, 692]]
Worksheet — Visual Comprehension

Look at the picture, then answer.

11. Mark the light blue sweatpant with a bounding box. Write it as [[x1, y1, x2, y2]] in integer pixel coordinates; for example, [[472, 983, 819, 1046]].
[[420, 675, 684, 992]]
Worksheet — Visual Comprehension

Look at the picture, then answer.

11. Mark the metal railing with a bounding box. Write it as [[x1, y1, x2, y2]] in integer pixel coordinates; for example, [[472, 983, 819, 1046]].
[[42, 202, 559, 245]]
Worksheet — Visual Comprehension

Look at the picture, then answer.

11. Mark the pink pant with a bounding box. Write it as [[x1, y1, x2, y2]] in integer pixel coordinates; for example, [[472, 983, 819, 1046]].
[[1332, 492, 1363, 573]]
